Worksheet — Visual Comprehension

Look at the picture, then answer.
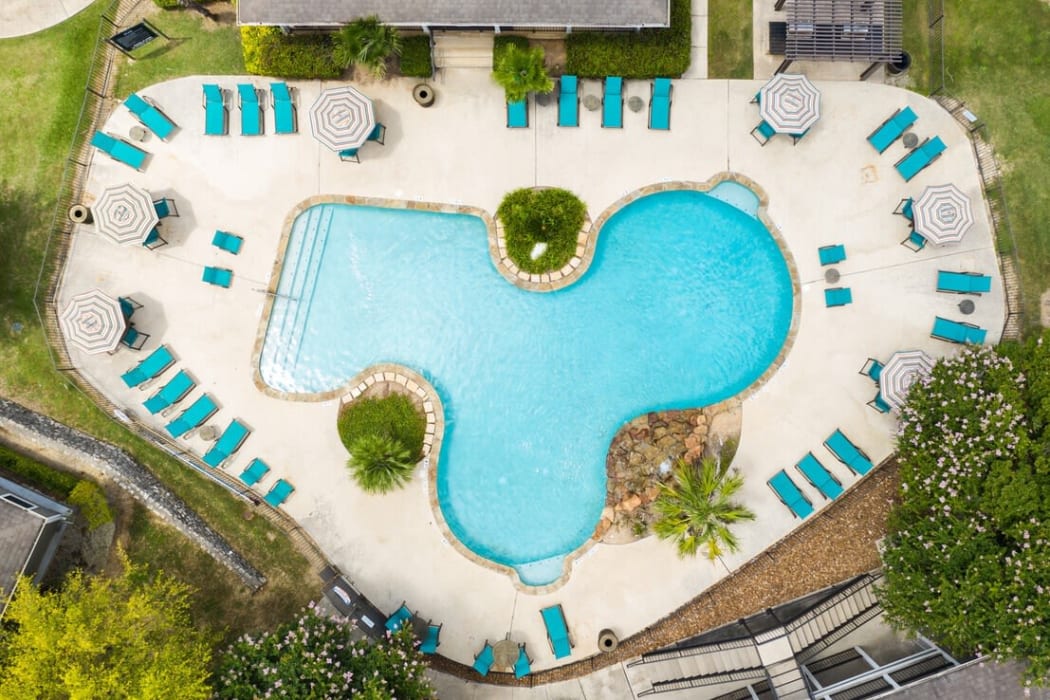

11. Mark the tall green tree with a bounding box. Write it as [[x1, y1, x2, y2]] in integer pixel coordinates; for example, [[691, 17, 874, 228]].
[[0, 558, 212, 699], [881, 337, 1050, 685], [334, 15, 402, 78], [347, 433, 416, 493], [492, 43, 554, 103], [652, 456, 755, 559]]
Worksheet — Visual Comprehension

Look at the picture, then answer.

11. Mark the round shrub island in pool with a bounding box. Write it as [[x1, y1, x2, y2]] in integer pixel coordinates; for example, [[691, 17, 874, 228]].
[[259, 189, 793, 586]]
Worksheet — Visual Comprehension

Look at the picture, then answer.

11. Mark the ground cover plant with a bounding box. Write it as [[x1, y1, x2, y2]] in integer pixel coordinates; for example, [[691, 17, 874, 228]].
[[398, 35, 433, 78], [565, 0, 691, 78], [881, 334, 1050, 684], [497, 187, 586, 274], [241, 26, 340, 79], [339, 394, 425, 493]]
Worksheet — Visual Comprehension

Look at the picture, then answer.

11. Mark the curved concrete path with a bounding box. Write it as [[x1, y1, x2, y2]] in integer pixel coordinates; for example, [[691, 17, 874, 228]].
[[0, 0, 95, 39]]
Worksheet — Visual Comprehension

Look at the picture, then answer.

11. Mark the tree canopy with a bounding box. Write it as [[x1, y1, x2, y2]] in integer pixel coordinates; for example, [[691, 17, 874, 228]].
[[0, 558, 212, 699], [881, 335, 1050, 684]]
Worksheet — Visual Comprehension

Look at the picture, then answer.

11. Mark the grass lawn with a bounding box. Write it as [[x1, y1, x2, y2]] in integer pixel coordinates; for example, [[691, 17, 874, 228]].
[[0, 1, 311, 642], [708, 0, 753, 79]]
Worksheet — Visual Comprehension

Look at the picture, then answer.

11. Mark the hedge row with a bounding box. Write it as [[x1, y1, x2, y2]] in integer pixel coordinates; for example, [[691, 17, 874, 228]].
[[492, 34, 529, 70], [241, 27, 342, 79], [565, 0, 692, 78]]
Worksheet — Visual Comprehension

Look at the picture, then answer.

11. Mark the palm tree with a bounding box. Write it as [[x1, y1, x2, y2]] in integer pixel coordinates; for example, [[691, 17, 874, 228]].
[[652, 456, 756, 560], [347, 434, 416, 494], [334, 15, 403, 78], [492, 43, 554, 103]]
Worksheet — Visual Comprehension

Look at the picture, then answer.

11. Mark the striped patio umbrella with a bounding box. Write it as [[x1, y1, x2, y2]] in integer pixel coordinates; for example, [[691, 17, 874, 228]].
[[94, 183, 158, 246], [912, 184, 974, 245], [309, 86, 375, 152], [879, 349, 935, 411], [59, 288, 125, 354], [759, 73, 821, 135]]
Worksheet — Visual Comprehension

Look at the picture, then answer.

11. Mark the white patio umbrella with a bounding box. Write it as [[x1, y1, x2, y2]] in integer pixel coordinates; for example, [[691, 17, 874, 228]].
[[59, 288, 125, 354], [759, 73, 821, 135], [880, 349, 935, 411], [309, 86, 376, 152], [93, 183, 159, 246], [912, 184, 974, 245]]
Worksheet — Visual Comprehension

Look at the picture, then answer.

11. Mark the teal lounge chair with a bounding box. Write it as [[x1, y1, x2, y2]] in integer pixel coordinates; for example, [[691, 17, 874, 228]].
[[124, 93, 176, 140], [212, 230, 243, 254], [472, 641, 494, 676], [143, 227, 167, 250], [165, 394, 218, 438], [649, 78, 672, 130], [202, 266, 232, 288], [264, 479, 294, 507], [867, 106, 918, 153], [507, 99, 528, 128], [385, 602, 413, 633], [238, 458, 270, 487], [558, 75, 579, 127], [153, 198, 177, 218], [823, 429, 872, 476], [818, 244, 846, 266], [602, 77, 623, 128], [868, 393, 892, 413], [367, 122, 386, 144], [237, 84, 263, 136], [90, 131, 147, 171], [143, 370, 195, 415], [514, 644, 532, 679], [931, 316, 987, 345], [825, 287, 853, 307], [121, 345, 174, 388], [118, 296, 141, 320], [751, 120, 776, 146], [202, 419, 251, 468], [937, 270, 992, 295], [767, 470, 814, 519], [203, 84, 228, 136], [895, 136, 947, 182], [339, 148, 360, 163], [894, 197, 914, 221], [901, 230, 927, 252], [540, 604, 573, 659], [859, 357, 883, 383], [419, 623, 441, 654], [269, 82, 297, 134], [796, 453, 844, 500], [120, 325, 149, 350]]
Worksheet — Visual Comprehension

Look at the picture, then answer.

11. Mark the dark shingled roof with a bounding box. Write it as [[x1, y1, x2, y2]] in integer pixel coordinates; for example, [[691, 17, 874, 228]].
[[237, 0, 671, 29], [0, 501, 45, 602]]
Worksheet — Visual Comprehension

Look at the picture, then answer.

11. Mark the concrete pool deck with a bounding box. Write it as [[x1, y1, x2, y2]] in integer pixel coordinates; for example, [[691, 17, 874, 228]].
[[61, 71, 1004, 676]]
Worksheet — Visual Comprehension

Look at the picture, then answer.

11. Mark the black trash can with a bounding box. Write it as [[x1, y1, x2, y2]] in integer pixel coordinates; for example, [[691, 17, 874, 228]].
[[887, 50, 912, 76]]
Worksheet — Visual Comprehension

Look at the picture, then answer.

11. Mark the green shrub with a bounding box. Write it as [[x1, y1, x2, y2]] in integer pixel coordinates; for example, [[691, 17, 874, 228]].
[[399, 35, 432, 77], [492, 34, 529, 70], [241, 27, 341, 79], [346, 434, 416, 494], [67, 480, 113, 530], [151, 0, 181, 8], [566, 0, 692, 78], [0, 446, 78, 496], [497, 187, 587, 274], [337, 394, 425, 460]]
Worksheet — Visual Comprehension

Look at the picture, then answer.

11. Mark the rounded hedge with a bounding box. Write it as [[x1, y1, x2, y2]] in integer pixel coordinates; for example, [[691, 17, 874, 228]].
[[497, 187, 587, 274], [337, 394, 425, 461]]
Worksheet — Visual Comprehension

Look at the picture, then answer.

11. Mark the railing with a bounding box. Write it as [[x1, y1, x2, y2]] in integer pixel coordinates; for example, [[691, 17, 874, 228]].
[[925, 0, 1024, 340]]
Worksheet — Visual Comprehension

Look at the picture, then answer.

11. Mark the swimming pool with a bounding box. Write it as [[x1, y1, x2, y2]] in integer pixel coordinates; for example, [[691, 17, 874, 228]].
[[260, 189, 793, 585]]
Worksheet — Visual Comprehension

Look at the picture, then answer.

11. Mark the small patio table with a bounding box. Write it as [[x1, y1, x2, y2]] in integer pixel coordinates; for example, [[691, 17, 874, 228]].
[[493, 639, 518, 670]]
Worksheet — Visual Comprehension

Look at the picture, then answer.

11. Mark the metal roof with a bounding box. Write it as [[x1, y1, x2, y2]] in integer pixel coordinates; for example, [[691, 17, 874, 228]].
[[784, 0, 903, 62]]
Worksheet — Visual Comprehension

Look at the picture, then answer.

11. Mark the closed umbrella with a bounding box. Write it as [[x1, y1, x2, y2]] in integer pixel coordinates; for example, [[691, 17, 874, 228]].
[[759, 73, 821, 135], [94, 183, 159, 246], [912, 184, 974, 245], [59, 288, 125, 354], [880, 349, 935, 411], [309, 86, 376, 152]]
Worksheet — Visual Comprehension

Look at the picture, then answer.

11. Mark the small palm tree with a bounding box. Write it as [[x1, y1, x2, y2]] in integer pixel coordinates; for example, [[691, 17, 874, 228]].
[[652, 456, 756, 560], [347, 434, 416, 494], [492, 43, 554, 103], [334, 15, 403, 78]]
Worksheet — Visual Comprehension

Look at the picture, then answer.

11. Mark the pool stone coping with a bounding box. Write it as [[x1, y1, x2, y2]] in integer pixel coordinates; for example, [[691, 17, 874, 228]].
[[250, 178, 802, 593]]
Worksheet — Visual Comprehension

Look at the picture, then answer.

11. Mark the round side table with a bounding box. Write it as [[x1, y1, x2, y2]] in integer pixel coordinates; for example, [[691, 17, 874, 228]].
[[959, 299, 976, 315], [825, 268, 841, 284], [582, 94, 601, 111], [902, 131, 919, 149]]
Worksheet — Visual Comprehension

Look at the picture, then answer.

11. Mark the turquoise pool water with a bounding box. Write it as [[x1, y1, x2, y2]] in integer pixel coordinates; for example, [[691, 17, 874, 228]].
[[260, 190, 793, 585]]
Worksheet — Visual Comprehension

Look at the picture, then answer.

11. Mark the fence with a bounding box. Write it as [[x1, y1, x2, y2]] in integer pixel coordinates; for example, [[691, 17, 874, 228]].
[[30, 0, 329, 579], [924, 0, 1024, 340]]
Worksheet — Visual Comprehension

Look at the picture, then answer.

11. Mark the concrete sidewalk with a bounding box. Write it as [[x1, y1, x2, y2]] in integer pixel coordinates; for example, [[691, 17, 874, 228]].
[[0, 0, 95, 38]]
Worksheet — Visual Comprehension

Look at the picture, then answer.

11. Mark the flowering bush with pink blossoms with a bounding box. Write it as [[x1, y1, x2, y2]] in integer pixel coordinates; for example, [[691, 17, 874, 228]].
[[214, 603, 434, 699], [881, 335, 1050, 685]]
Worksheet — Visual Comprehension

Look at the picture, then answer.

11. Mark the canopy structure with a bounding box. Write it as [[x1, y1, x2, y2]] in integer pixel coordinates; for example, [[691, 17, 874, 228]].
[[879, 349, 934, 411], [59, 289, 125, 354], [309, 86, 376, 152], [759, 73, 821, 135], [94, 183, 159, 246], [781, 0, 904, 63], [912, 184, 974, 245]]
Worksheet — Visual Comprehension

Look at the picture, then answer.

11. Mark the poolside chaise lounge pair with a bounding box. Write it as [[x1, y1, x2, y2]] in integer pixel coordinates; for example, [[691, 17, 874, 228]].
[[936, 270, 991, 295], [895, 136, 947, 182], [236, 458, 293, 506], [931, 316, 987, 345], [867, 106, 918, 153], [124, 92, 177, 141], [767, 430, 871, 519], [90, 131, 148, 171]]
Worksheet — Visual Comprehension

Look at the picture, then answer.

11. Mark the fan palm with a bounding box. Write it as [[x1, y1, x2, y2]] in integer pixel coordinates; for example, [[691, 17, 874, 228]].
[[652, 456, 756, 560], [492, 44, 554, 103], [334, 15, 403, 78], [347, 434, 416, 494]]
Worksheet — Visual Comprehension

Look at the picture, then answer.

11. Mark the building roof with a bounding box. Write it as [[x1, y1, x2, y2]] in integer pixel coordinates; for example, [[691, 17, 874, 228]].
[[0, 476, 71, 616], [237, 0, 671, 29]]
